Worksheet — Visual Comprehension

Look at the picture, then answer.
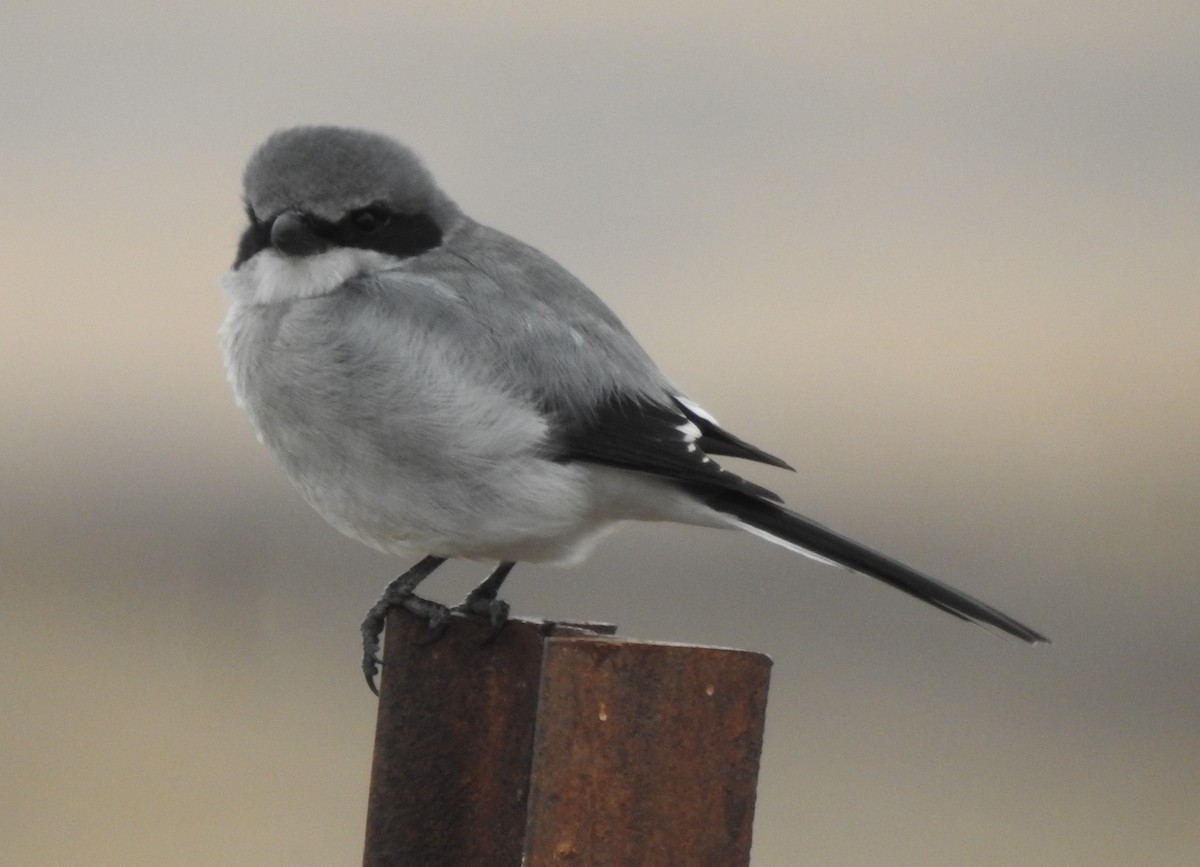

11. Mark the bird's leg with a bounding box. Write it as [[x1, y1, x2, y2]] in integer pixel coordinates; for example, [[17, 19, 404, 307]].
[[360, 554, 448, 695], [455, 561, 515, 641]]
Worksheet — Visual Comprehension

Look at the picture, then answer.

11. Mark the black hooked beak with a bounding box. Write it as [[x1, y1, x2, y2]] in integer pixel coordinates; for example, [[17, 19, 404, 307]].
[[270, 211, 328, 257]]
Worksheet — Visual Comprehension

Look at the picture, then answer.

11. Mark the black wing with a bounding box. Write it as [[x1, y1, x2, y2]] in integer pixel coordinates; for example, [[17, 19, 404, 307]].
[[670, 395, 793, 469], [552, 394, 788, 503]]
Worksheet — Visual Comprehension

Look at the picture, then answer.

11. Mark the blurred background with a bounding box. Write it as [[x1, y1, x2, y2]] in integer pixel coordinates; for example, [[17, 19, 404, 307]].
[[2, 2, 1197, 864]]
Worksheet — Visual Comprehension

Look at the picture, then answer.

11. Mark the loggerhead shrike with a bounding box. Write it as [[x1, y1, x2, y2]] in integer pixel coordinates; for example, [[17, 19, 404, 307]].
[[220, 126, 1047, 692]]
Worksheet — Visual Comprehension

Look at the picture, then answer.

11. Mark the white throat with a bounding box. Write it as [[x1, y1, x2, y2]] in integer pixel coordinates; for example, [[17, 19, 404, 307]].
[[221, 247, 400, 306]]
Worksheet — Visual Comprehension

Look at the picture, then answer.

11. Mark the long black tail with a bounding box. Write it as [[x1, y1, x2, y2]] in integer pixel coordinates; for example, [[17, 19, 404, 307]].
[[701, 489, 1048, 644]]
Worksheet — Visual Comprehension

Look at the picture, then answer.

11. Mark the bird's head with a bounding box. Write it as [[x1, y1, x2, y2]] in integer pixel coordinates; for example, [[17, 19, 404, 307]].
[[233, 125, 459, 269]]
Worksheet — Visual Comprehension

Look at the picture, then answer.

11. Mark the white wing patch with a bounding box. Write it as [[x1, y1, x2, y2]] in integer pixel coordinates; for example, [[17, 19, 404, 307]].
[[674, 394, 720, 426], [676, 416, 711, 460], [676, 418, 702, 443]]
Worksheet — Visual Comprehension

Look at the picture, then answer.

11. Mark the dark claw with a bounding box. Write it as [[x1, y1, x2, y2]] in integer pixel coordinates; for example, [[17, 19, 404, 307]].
[[362, 653, 383, 697], [360, 555, 450, 695], [404, 595, 451, 645], [413, 606, 451, 646], [460, 594, 509, 623], [360, 558, 515, 693], [360, 590, 451, 693], [361, 605, 389, 696], [454, 561, 514, 644], [455, 592, 511, 644]]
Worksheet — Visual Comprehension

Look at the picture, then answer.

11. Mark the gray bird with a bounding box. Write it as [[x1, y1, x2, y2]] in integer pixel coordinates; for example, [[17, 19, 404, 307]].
[[220, 126, 1047, 692]]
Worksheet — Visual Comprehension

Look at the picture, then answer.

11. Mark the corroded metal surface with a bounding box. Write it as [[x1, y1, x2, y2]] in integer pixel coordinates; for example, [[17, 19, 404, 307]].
[[363, 610, 770, 867], [363, 613, 615, 867], [363, 612, 547, 867], [523, 638, 772, 867]]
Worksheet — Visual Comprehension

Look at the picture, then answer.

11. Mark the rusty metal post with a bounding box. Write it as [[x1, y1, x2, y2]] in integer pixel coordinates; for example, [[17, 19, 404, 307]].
[[362, 612, 588, 866], [362, 610, 771, 867], [523, 637, 772, 867]]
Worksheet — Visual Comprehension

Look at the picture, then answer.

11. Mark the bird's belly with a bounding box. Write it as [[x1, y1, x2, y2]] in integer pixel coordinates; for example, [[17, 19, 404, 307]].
[[236, 378, 606, 564], [284, 446, 610, 564], [221, 297, 677, 566]]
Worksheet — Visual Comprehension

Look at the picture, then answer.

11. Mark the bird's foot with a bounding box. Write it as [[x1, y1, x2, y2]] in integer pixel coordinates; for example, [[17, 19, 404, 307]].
[[454, 588, 511, 645], [451, 561, 514, 644], [360, 588, 451, 695]]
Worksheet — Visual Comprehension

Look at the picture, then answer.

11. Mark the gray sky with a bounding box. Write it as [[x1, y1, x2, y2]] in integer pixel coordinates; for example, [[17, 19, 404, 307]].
[[3, 2, 1198, 864]]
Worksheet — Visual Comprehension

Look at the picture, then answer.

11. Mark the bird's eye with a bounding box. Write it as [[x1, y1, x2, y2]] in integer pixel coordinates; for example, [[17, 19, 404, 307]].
[[350, 208, 389, 233]]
